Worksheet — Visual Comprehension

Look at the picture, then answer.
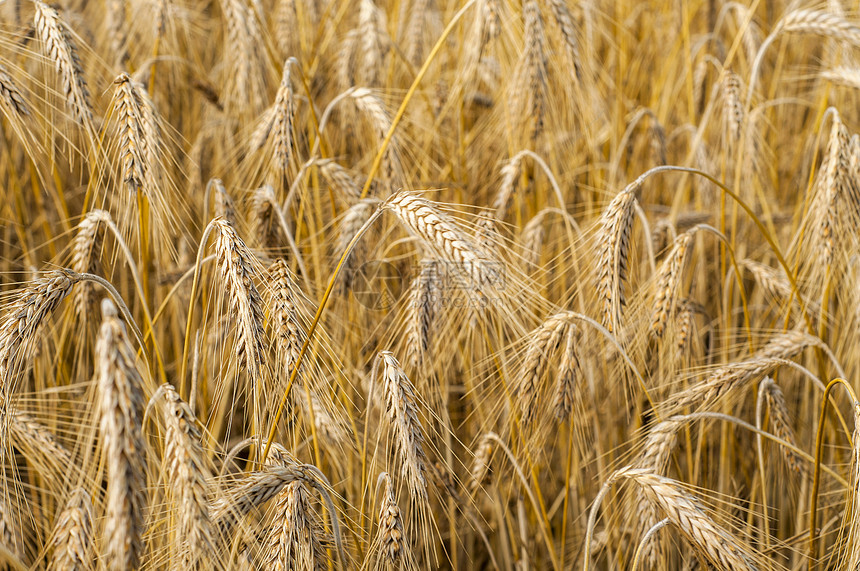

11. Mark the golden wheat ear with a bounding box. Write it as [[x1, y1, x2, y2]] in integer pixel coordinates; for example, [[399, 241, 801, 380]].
[[154, 384, 216, 570], [48, 489, 94, 571], [96, 298, 148, 571]]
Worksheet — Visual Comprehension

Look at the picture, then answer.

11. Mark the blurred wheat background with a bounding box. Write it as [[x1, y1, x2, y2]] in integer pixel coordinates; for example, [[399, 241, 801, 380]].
[[2, 0, 860, 569]]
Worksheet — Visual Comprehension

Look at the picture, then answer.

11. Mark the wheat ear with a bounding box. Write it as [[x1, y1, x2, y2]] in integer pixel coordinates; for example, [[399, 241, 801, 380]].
[[0, 64, 30, 117], [158, 384, 215, 569], [34, 1, 92, 123], [405, 260, 437, 370], [379, 351, 429, 500], [0, 270, 80, 401], [468, 432, 497, 494], [71, 210, 111, 320], [665, 330, 816, 413], [48, 489, 94, 571], [214, 219, 268, 436], [595, 183, 639, 333], [520, 312, 571, 426], [759, 377, 804, 475], [553, 325, 581, 421], [97, 299, 148, 571], [386, 191, 496, 289], [651, 231, 693, 337], [375, 472, 406, 568], [265, 479, 328, 571]]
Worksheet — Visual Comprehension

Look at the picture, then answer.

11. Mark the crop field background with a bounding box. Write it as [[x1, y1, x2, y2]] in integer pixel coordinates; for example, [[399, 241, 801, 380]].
[[2, 0, 860, 569]]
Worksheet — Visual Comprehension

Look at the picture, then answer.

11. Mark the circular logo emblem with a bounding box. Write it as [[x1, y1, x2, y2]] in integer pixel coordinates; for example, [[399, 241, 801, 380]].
[[351, 261, 404, 310]]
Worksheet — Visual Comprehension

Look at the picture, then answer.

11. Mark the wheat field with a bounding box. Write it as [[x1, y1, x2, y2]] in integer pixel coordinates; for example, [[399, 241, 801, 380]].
[[2, 0, 860, 569]]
